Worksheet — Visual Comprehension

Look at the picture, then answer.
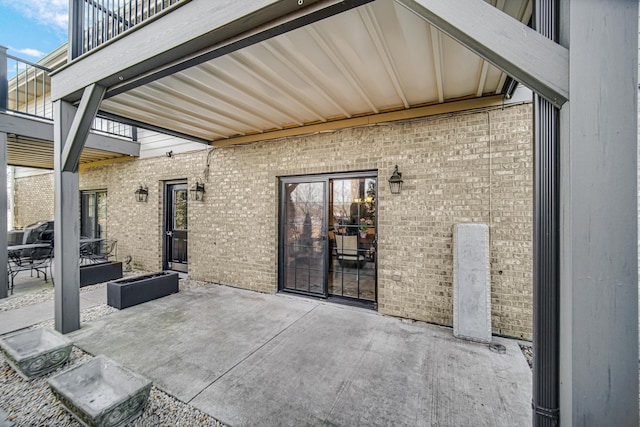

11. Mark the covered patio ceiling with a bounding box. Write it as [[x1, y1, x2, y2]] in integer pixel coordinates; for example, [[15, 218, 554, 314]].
[[6, 134, 130, 169], [97, 0, 532, 144]]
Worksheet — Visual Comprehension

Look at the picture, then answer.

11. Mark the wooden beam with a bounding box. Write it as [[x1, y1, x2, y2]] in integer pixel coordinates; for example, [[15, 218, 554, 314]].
[[558, 0, 638, 423], [84, 132, 139, 157], [53, 100, 81, 333], [212, 89, 532, 147], [395, 0, 569, 107], [52, 0, 375, 103], [61, 84, 105, 172], [0, 113, 140, 157]]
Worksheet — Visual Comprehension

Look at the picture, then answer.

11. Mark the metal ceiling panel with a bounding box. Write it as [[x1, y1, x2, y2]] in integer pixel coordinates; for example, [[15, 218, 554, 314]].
[[7, 135, 127, 169], [98, 0, 533, 143]]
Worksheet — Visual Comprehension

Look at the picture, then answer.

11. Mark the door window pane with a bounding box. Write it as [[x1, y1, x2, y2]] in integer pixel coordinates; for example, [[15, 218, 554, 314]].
[[282, 182, 326, 295], [328, 178, 376, 301], [173, 189, 188, 230], [81, 190, 107, 239]]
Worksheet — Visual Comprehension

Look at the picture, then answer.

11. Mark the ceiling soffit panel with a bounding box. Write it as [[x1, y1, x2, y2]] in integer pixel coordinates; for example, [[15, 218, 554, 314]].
[[7, 135, 126, 169], [99, 0, 532, 143]]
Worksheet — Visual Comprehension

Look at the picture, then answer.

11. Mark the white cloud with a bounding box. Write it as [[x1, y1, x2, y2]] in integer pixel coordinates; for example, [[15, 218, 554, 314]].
[[1, 0, 68, 33], [13, 47, 46, 58]]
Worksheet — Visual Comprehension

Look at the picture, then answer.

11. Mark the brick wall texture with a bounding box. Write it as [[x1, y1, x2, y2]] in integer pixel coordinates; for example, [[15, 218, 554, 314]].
[[13, 172, 54, 228], [12, 103, 533, 339]]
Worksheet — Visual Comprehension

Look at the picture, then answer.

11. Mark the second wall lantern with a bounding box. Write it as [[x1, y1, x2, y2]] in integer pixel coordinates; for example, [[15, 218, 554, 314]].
[[190, 179, 205, 201], [388, 165, 403, 195], [135, 185, 148, 202]]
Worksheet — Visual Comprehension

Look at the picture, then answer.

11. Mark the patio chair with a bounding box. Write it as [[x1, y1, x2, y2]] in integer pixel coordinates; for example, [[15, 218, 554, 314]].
[[334, 234, 366, 268], [7, 245, 54, 294], [83, 239, 117, 264]]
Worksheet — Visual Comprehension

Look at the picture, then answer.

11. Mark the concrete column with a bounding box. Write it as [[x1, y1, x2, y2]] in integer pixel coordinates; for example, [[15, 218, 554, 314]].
[[559, 1, 638, 424], [54, 100, 81, 333], [0, 132, 7, 299]]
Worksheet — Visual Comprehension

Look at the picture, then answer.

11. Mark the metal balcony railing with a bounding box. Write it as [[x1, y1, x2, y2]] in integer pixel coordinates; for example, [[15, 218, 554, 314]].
[[3, 51, 52, 119], [0, 47, 136, 140], [70, 0, 183, 58]]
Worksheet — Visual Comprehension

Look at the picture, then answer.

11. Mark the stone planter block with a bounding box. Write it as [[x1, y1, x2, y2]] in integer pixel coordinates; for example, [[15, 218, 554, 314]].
[[0, 328, 73, 380], [48, 355, 152, 427], [453, 223, 492, 343], [107, 271, 179, 309], [80, 262, 123, 287]]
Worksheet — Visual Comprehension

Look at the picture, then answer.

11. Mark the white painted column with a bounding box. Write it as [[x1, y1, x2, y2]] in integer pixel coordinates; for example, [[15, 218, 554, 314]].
[[559, 1, 638, 424], [53, 100, 81, 333]]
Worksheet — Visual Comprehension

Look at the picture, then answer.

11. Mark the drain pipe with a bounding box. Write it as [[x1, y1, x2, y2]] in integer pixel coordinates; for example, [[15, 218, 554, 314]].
[[532, 0, 560, 426]]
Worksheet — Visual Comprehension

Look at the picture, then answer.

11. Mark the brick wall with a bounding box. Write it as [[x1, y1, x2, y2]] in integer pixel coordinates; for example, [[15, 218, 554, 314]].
[[13, 172, 54, 228], [13, 103, 533, 339]]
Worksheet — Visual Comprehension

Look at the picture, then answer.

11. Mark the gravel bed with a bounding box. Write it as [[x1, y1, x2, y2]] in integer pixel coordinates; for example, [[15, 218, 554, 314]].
[[0, 288, 55, 312], [0, 274, 223, 426], [0, 271, 208, 313], [0, 346, 226, 427], [520, 344, 533, 369]]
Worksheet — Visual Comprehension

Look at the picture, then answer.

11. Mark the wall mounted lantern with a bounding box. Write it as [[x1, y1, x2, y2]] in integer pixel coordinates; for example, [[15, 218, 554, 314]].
[[134, 185, 148, 202], [190, 179, 205, 201], [388, 165, 403, 195]]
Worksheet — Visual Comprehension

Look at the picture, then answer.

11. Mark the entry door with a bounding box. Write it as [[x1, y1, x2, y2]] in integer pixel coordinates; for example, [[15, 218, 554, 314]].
[[165, 182, 188, 273], [280, 180, 327, 296]]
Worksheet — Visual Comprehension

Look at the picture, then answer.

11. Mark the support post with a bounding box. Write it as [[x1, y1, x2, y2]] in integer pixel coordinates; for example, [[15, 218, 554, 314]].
[[0, 46, 7, 111], [69, 0, 85, 61], [0, 132, 7, 299], [62, 84, 106, 172], [54, 100, 81, 333], [559, 1, 638, 425]]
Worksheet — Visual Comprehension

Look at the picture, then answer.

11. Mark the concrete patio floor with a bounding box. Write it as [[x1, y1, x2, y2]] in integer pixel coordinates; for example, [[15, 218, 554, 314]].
[[66, 284, 532, 426]]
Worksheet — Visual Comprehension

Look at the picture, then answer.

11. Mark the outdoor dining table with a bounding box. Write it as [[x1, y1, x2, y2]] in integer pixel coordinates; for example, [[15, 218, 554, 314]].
[[8, 243, 52, 262]]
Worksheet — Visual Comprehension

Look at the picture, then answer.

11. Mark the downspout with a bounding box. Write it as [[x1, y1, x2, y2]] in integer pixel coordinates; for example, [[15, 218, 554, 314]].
[[532, 0, 560, 426]]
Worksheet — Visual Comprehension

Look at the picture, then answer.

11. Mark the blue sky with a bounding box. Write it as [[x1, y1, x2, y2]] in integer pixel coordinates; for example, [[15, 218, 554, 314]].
[[0, 0, 68, 60]]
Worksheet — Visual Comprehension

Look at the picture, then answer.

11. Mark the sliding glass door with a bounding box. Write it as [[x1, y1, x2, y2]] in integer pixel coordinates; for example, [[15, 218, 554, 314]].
[[279, 172, 377, 305]]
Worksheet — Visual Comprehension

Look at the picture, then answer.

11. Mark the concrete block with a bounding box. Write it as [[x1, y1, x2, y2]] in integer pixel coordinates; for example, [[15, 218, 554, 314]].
[[453, 223, 491, 343], [0, 328, 73, 379], [48, 355, 152, 427], [107, 271, 179, 309]]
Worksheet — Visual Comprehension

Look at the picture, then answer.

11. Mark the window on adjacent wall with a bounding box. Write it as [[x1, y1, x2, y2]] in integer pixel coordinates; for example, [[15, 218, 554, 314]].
[[81, 190, 107, 239]]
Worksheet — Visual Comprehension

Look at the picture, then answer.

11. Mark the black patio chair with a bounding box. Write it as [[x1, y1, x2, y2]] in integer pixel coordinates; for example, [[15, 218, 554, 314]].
[[7, 245, 54, 294], [83, 239, 117, 264]]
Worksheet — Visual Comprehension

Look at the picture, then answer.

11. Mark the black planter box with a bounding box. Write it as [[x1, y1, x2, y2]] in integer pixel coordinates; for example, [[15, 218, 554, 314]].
[[80, 262, 123, 287], [107, 271, 179, 309]]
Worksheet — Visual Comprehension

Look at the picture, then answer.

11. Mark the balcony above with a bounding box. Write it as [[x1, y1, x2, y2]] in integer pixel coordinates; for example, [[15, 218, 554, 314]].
[[55, 0, 536, 147], [0, 46, 139, 169]]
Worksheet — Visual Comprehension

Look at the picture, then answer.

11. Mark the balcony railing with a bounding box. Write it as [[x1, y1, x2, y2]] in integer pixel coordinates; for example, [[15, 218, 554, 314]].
[[70, 0, 183, 58], [0, 47, 135, 140], [4, 52, 52, 119]]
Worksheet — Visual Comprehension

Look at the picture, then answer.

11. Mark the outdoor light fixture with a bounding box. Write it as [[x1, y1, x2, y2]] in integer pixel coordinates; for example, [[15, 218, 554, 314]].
[[190, 179, 205, 201], [134, 185, 148, 202], [388, 165, 403, 195]]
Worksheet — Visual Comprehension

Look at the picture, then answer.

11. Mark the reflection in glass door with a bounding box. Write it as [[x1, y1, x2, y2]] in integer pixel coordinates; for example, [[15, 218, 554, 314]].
[[281, 181, 327, 296], [328, 177, 377, 302], [279, 173, 377, 305]]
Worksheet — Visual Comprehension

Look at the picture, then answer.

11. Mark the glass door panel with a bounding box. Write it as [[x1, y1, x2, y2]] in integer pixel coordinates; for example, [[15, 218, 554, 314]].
[[165, 183, 188, 273], [328, 177, 377, 302], [281, 181, 327, 296]]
